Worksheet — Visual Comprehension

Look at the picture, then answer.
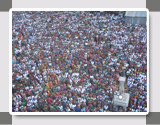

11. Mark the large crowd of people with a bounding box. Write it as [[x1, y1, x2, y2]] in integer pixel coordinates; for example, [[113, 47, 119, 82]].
[[12, 11, 147, 112]]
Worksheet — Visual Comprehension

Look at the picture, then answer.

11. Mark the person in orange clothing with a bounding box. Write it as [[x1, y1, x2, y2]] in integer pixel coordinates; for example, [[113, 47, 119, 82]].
[[49, 81, 53, 88], [45, 83, 50, 89]]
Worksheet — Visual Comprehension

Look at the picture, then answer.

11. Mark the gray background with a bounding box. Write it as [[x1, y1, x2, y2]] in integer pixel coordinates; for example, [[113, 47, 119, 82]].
[[147, 113, 160, 124], [146, 0, 160, 11], [0, 12, 9, 112], [0, 0, 159, 125], [0, 112, 12, 124], [0, 0, 12, 11], [12, 0, 146, 8], [149, 12, 160, 112], [12, 115, 146, 125]]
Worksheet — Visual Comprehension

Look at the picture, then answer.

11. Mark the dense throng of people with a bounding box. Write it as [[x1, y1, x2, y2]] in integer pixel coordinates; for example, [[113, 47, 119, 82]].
[[12, 11, 147, 112]]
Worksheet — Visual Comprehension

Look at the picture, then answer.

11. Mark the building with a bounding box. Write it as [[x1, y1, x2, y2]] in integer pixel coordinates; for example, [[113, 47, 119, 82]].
[[125, 11, 147, 25]]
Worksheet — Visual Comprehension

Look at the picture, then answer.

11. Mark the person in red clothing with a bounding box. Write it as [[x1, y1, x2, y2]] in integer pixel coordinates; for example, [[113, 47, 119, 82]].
[[47, 97, 52, 104]]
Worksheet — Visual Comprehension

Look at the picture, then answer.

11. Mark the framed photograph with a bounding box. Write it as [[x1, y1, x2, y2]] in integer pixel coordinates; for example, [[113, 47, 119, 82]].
[[9, 8, 149, 115]]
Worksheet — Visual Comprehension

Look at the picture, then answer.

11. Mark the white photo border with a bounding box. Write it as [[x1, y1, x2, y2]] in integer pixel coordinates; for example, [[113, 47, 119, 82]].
[[9, 8, 149, 115]]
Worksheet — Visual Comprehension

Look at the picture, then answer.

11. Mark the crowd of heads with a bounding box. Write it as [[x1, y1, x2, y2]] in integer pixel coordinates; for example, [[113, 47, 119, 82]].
[[12, 11, 147, 112]]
